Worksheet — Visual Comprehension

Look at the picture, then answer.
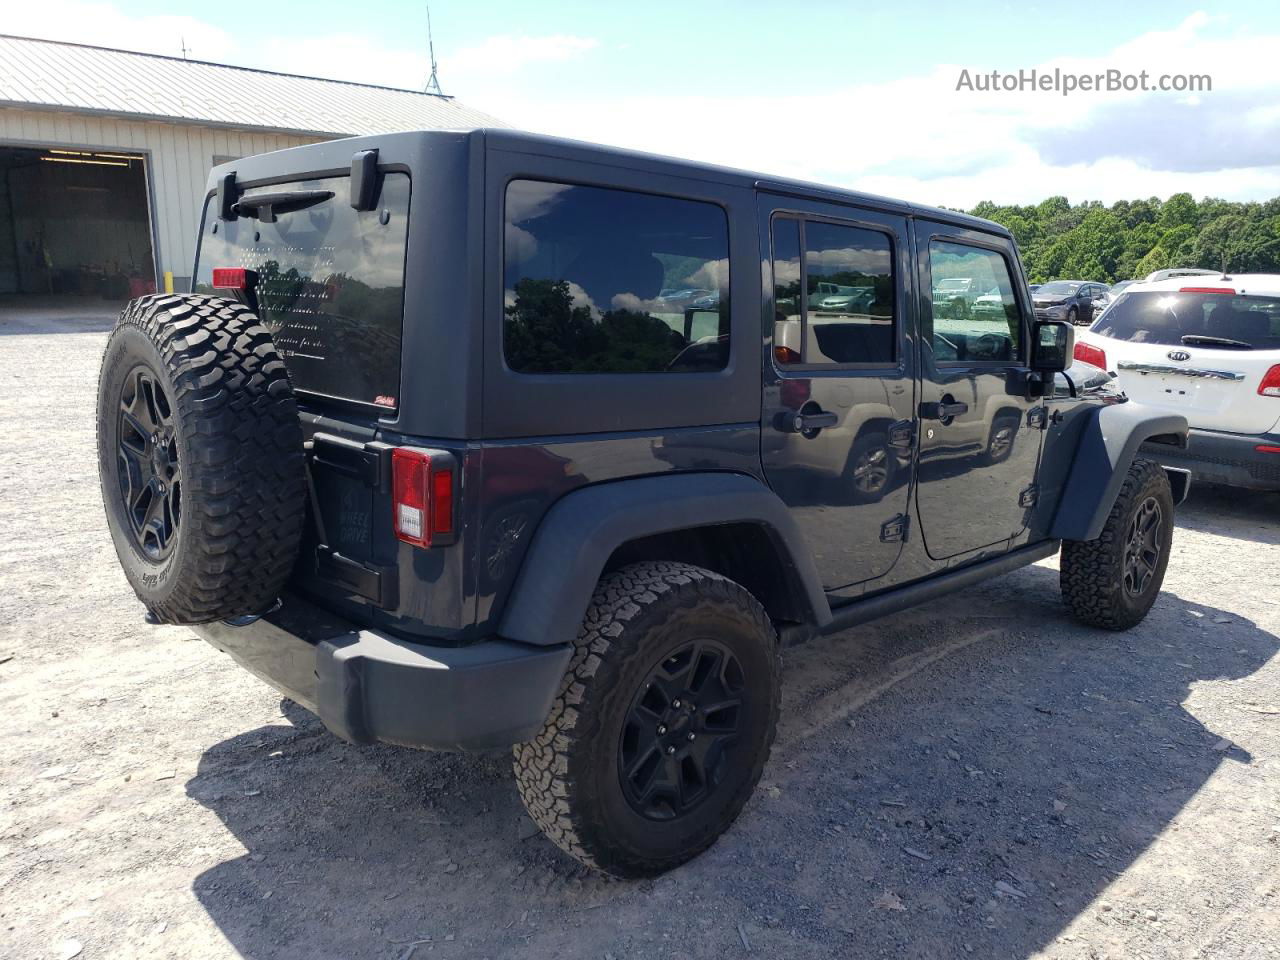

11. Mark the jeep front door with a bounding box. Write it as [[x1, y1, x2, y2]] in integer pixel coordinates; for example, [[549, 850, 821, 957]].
[[760, 198, 916, 591], [913, 222, 1044, 559]]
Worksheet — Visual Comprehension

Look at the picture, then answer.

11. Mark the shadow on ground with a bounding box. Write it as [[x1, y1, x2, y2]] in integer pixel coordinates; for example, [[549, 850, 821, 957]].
[[184, 548, 1278, 959], [1172, 481, 1279, 545]]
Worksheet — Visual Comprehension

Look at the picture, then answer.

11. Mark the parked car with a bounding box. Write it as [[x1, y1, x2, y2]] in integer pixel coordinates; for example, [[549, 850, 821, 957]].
[[1075, 274, 1280, 490], [1033, 280, 1111, 325], [1091, 278, 1138, 316], [95, 129, 1187, 879]]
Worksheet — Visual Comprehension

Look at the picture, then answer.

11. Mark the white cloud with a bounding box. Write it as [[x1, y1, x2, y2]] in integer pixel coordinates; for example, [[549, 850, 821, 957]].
[[5, 1, 232, 59], [442, 34, 598, 80], [473, 11, 1280, 206]]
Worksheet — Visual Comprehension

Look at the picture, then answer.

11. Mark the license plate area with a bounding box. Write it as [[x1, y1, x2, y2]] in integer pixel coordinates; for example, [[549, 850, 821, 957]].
[[301, 433, 397, 606]]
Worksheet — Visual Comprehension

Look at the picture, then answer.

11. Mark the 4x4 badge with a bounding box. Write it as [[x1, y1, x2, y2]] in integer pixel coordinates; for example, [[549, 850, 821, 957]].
[[1167, 350, 1191, 361]]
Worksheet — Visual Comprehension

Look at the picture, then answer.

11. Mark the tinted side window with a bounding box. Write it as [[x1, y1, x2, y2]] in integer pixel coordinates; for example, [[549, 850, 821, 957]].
[[928, 240, 1021, 363], [503, 180, 729, 374], [771, 216, 802, 363], [771, 217, 895, 366], [805, 221, 895, 364]]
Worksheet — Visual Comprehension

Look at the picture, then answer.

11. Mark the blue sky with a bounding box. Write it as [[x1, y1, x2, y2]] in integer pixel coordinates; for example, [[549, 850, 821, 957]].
[[11, 1, 1280, 206]]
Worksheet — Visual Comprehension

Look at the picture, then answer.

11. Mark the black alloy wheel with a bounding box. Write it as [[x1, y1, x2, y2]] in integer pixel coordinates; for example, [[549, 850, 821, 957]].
[[619, 639, 746, 821], [1122, 496, 1163, 597], [116, 367, 181, 560]]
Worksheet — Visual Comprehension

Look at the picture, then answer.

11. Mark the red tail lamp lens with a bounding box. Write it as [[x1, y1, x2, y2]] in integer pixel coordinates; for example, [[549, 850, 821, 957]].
[[391, 448, 455, 547], [1074, 341, 1107, 370], [211, 267, 248, 290]]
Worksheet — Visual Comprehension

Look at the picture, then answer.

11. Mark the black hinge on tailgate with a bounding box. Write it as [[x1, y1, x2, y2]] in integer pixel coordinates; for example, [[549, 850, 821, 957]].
[[310, 432, 393, 492], [304, 433, 397, 607]]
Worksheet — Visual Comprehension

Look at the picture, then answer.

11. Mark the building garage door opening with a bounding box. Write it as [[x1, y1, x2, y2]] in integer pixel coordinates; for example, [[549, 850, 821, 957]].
[[0, 145, 156, 306]]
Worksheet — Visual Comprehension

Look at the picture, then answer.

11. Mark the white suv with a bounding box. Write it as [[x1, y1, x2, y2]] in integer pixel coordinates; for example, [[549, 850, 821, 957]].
[[1075, 275, 1280, 491]]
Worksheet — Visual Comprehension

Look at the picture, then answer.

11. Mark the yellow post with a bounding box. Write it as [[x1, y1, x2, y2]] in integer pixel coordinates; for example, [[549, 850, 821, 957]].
[[163, 271, 174, 294]]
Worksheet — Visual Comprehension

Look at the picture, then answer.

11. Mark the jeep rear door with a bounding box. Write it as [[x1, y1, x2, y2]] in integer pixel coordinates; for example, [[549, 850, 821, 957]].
[[912, 221, 1045, 559], [759, 194, 916, 591]]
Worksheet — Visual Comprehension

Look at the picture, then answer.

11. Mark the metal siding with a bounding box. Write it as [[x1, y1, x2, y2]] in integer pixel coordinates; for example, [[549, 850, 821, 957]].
[[0, 107, 321, 282], [0, 35, 506, 137]]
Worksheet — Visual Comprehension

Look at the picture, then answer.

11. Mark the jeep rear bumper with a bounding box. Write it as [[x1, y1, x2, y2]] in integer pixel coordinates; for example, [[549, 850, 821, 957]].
[[1141, 427, 1280, 492], [192, 594, 572, 751]]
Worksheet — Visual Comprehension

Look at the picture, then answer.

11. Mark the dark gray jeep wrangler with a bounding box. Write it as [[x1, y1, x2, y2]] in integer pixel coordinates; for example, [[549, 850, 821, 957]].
[[96, 129, 1190, 877]]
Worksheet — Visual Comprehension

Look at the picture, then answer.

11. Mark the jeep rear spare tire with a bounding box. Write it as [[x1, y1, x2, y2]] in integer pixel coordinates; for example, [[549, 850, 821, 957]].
[[96, 294, 306, 624]]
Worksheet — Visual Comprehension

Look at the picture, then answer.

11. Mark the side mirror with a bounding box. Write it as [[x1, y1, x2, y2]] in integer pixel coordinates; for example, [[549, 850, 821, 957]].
[[1032, 320, 1075, 373]]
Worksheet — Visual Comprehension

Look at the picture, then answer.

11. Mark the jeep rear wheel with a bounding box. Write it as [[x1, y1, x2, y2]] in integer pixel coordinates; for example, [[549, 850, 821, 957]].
[[1060, 458, 1174, 630], [96, 294, 306, 624], [513, 562, 780, 877]]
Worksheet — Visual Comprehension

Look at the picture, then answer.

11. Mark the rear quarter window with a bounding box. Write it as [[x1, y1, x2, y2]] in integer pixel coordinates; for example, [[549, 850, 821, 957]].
[[193, 172, 410, 409], [502, 180, 730, 374]]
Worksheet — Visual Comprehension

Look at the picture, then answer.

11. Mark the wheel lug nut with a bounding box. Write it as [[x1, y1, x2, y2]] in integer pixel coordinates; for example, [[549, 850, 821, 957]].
[[672, 699, 682, 708], [657, 724, 667, 735], [665, 746, 675, 755], [687, 733, 695, 741]]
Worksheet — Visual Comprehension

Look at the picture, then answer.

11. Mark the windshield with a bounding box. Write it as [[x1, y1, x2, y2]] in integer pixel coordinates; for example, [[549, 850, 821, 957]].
[[1037, 281, 1081, 295], [1109, 280, 1134, 295], [193, 173, 410, 410], [1092, 291, 1280, 349]]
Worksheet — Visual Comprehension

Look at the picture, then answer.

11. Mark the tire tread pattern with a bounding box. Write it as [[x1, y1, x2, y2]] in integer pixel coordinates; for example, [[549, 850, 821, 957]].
[[1060, 457, 1172, 631], [512, 561, 779, 877]]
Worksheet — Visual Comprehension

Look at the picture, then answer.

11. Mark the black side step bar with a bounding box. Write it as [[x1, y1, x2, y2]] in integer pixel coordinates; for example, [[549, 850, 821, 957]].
[[820, 539, 1062, 637]]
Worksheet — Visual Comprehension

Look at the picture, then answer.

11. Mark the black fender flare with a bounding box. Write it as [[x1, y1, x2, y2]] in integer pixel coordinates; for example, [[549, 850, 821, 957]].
[[497, 472, 832, 646], [1049, 403, 1188, 542]]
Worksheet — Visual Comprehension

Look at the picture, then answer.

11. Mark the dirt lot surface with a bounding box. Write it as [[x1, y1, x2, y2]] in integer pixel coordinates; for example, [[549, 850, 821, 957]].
[[2, 312, 1279, 960]]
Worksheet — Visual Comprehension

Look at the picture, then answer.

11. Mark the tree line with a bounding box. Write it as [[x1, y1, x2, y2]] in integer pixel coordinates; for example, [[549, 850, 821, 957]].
[[966, 193, 1280, 284]]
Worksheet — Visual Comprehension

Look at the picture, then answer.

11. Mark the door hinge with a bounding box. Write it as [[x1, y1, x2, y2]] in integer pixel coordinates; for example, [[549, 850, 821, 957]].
[[1018, 484, 1039, 508], [880, 513, 910, 543], [887, 419, 915, 451], [1026, 406, 1048, 429]]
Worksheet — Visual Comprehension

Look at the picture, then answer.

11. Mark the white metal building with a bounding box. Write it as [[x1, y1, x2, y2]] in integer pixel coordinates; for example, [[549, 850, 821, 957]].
[[0, 34, 503, 299]]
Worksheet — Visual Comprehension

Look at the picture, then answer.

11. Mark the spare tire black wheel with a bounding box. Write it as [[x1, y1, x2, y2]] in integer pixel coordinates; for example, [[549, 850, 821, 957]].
[[96, 294, 307, 624]]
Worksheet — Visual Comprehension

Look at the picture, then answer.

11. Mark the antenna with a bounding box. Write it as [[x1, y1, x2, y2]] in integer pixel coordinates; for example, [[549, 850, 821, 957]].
[[423, 5, 444, 95], [180, 36, 190, 60]]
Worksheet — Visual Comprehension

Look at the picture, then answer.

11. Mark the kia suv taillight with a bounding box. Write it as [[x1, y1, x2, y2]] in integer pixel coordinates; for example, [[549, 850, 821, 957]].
[[1074, 341, 1107, 370], [1259, 365, 1280, 398], [391, 448, 456, 547]]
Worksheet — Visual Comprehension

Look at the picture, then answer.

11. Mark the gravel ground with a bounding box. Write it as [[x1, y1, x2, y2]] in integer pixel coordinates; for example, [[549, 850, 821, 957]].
[[2, 308, 1279, 960]]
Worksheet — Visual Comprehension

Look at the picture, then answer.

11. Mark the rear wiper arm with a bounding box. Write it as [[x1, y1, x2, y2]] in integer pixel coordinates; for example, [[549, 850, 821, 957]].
[[230, 189, 334, 223], [1180, 334, 1253, 349]]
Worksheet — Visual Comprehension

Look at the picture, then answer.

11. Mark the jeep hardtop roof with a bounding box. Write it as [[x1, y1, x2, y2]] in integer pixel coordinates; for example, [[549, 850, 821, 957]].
[[205, 127, 1010, 239]]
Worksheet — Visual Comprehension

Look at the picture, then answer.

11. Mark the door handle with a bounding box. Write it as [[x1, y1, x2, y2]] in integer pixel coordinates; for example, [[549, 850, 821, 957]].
[[781, 410, 839, 433], [919, 400, 969, 420]]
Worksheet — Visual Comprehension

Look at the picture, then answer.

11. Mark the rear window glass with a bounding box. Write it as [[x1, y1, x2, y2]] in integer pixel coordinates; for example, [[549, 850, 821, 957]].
[[503, 180, 729, 374], [193, 173, 410, 409], [1093, 291, 1280, 349]]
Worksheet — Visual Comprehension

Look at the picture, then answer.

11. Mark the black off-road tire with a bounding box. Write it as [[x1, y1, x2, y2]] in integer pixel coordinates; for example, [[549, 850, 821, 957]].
[[97, 294, 306, 624], [1060, 458, 1174, 631], [513, 562, 780, 878]]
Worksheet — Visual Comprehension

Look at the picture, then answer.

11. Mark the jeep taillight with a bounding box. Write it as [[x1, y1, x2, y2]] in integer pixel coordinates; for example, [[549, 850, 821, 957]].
[[1259, 365, 1280, 398], [391, 448, 455, 547], [211, 267, 248, 290], [1074, 341, 1107, 370]]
